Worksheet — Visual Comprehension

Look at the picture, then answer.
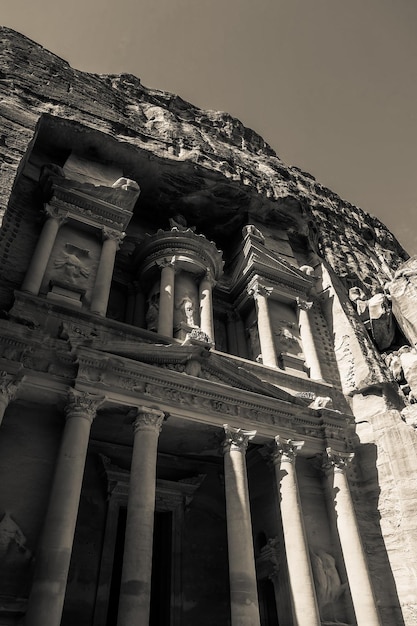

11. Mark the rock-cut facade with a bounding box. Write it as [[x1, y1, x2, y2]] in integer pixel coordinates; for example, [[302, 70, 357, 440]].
[[0, 26, 416, 626]]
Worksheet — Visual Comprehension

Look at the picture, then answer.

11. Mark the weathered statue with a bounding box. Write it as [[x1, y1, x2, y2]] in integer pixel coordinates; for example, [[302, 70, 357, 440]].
[[349, 286, 395, 350], [145, 293, 159, 332], [181, 297, 197, 327], [311, 549, 348, 623]]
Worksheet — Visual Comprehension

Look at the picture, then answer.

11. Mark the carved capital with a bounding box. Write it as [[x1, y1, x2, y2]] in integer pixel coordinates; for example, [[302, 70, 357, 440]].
[[102, 227, 125, 244], [65, 389, 106, 423], [0, 371, 24, 405], [200, 268, 216, 289], [296, 297, 313, 311], [247, 277, 273, 300], [322, 447, 354, 474], [156, 256, 176, 270], [44, 204, 68, 225], [133, 407, 166, 434], [270, 435, 304, 464], [223, 424, 256, 453]]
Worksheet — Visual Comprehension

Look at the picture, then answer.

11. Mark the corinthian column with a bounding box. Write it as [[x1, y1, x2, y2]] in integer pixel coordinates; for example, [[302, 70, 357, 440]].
[[270, 437, 321, 625], [296, 298, 324, 381], [21, 206, 67, 295], [199, 269, 215, 342], [323, 448, 381, 626], [90, 228, 123, 316], [157, 257, 175, 337], [25, 390, 105, 626], [117, 407, 165, 626], [223, 425, 261, 626], [248, 278, 277, 368]]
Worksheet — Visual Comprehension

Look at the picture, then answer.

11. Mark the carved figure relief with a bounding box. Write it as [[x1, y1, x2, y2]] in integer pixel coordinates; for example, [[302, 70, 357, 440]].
[[248, 323, 262, 362], [146, 290, 160, 332], [349, 286, 396, 350], [311, 549, 348, 624], [181, 297, 197, 327], [275, 320, 303, 356], [0, 511, 32, 562], [53, 243, 90, 283]]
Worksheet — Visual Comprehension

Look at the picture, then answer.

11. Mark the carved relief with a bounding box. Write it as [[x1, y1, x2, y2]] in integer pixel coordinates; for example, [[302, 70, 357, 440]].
[[53, 243, 91, 283], [310, 549, 348, 623], [275, 321, 302, 356], [145, 290, 159, 332], [0, 512, 32, 561]]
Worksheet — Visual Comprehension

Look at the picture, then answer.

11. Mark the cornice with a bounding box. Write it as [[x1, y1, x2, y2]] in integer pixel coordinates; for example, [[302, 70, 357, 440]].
[[74, 345, 351, 446], [47, 176, 136, 231]]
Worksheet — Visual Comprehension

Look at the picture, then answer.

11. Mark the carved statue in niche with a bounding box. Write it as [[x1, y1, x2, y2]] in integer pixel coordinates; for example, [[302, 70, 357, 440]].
[[0, 511, 32, 594], [311, 549, 349, 625], [276, 320, 303, 356], [53, 243, 90, 284], [248, 323, 262, 362], [146, 291, 159, 332], [175, 293, 199, 329]]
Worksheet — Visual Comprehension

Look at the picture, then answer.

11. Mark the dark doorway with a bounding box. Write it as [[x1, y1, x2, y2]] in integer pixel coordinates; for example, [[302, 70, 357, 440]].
[[258, 578, 279, 626], [150, 512, 173, 625], [106, 507, 173, 626]]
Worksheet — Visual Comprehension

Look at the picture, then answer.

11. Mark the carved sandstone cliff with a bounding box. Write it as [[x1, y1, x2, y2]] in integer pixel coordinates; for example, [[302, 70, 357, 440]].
[[0, 27, 408, 294], [1, 27, 417, 625]]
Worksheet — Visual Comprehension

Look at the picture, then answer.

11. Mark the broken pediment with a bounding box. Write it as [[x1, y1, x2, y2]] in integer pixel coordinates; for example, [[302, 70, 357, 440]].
[[229, 225, 314, 299], [78, 338, 308, 407]]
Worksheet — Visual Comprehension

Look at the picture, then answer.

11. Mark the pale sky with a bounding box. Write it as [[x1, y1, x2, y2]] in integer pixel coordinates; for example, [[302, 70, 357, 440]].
[[2, 1, 417, 254]]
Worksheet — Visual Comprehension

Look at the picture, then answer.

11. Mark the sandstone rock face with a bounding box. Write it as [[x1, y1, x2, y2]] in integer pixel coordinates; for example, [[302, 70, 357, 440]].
[[1, 27, 417, 626], [0, 28, 408, 297]]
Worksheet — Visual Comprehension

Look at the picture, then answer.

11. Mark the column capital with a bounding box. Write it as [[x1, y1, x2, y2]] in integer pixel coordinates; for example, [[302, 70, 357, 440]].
[[322, 446, 354, 474], [44, 204, 68, 225], [65, 389, 106, 423], [101, 227, 125, 244], [132, 407, 166, 434], [0, 371, 24, 405], [201, 268, 216, 288], [223, 424, 256, 453], [270, 435, 304, 464], [156, 256, 176, 271], [296, 297, 313, 311], [247, 277, 273, 300]]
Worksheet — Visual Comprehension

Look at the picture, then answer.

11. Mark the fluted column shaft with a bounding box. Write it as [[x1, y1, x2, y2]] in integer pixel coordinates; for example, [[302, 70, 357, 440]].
[[25, 390, 104, 626], [271, 437, 320, 625], [248, 280, 277, 368], [117, 408, 165, 626], [223, 425, 261, 626], [296, 298, 324, 381], [21, 207, 65, 295], [91, 228, 123, 316], [199, 271, 215, 342], [324, 449, 381, 626], [157, 258, 175, 337]]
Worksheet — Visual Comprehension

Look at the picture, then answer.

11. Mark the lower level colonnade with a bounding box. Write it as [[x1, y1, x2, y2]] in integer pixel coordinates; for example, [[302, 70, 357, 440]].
[[21, 395, 380, 626]]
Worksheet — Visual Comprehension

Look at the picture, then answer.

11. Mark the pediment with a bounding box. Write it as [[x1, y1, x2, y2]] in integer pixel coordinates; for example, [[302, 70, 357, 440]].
[[84, 339, 307, 406], [241, 239, 313, 289]]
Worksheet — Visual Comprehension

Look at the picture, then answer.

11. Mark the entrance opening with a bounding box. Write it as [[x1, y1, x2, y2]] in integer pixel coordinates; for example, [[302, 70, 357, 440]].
[[258, 578, 279, 626], [106, 507, 173, 626], [150, 511, 173, 625]]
